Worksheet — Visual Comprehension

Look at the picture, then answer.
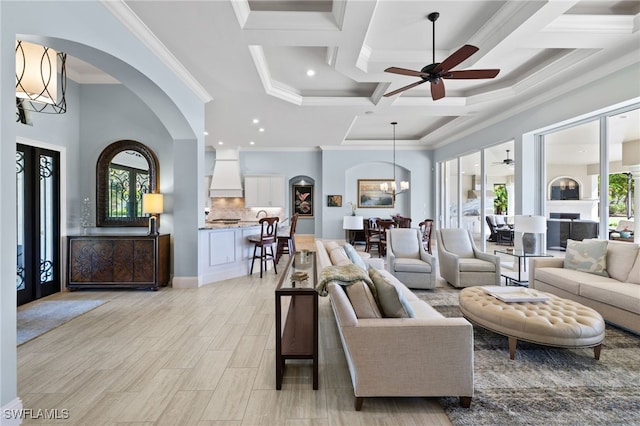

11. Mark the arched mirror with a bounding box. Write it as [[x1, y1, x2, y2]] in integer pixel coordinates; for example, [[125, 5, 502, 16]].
[[96, 140, 159, 227]]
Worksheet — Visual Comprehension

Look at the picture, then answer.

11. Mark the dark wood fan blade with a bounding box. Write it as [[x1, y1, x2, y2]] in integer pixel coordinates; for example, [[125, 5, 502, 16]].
[[446, 69, 500, 79], [430, 79, 445, 100], [383, 79, 428, 97], [433, 45, 479, 74], [384, 67, 427, 77]]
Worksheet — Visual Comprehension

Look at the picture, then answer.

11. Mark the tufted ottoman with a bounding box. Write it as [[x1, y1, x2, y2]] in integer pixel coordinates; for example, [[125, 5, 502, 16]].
[[459, 286, 605, 360]]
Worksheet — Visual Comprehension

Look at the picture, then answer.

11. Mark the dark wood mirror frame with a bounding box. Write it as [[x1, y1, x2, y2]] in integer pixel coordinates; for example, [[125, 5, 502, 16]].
[[96, 140, 159, 227]]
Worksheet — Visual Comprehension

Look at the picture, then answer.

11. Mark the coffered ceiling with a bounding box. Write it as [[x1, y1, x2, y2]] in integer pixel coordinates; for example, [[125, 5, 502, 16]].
[[86, 1, 639, 150]]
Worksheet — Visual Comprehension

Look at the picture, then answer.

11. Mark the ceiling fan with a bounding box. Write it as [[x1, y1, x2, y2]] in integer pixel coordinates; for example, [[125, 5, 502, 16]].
[[493, 150, 514, 166], [383, 12, 500, 100]]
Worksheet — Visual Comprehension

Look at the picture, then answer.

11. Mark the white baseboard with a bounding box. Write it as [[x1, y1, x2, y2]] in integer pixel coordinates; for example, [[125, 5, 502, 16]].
[[1, 398, 23, 426], [172, 276, 199, 289]]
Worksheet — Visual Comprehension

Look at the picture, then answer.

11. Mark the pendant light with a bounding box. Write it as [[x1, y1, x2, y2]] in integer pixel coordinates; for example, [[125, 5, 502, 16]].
[[380, 121, 409, 200]]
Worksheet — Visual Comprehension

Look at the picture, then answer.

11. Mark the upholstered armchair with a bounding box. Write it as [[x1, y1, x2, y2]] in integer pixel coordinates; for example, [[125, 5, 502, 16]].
[[386, 228, 438, 289], [436, 228, 501, 288]]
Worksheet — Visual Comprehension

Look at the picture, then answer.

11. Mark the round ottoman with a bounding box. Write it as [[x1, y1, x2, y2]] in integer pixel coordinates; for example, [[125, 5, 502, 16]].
[[459, 286, 605, 360]]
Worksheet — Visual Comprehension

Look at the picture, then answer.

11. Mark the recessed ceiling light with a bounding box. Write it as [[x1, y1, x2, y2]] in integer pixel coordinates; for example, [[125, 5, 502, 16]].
[[306, 69, 316, 77], [250, 141, 255, 145], [204, 131, 209, 136], [218, 141, 223, 145], [252, 118, 260, 124], [259, 128, 265, 132]]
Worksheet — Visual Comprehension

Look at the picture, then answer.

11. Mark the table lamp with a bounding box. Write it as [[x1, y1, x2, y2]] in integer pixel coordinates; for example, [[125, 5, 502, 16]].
[[143, 193, 164, 235], [515, 215, 546, 254], [343, 215, 364, 245]]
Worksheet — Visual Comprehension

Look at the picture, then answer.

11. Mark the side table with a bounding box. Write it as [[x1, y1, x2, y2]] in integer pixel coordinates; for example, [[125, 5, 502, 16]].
[[494, 249, 553, 286], [275, 250, 318, 390]]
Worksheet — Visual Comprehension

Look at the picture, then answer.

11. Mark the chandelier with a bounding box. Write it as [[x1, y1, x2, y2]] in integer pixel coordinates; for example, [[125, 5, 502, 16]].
[[16, 40, 67, 114], [380, 121, 409, 199]]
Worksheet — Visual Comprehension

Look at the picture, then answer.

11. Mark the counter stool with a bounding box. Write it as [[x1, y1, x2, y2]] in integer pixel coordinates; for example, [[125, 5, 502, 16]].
[[276, 213, 298, 264], [249, 217, 279, 278]]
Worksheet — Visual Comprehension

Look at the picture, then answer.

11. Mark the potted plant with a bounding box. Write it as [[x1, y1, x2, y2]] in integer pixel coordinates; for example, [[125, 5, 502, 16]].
[[494, 185, 508, 215]]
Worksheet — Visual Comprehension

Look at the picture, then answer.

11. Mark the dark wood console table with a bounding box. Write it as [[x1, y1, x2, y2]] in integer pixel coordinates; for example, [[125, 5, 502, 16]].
[[67, 234, 170, 290], [275, 250, 318, 390]]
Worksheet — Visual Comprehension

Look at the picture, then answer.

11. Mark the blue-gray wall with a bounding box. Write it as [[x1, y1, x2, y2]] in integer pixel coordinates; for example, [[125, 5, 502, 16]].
[[77, 84, 175, 236]]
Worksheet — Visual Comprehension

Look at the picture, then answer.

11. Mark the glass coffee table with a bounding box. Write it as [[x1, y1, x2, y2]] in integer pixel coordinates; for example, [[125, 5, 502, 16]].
[[494, 249, 553, 286]]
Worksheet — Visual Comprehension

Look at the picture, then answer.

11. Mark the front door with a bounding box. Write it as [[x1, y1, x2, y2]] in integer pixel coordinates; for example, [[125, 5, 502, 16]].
[[16, 144, 61, 306]]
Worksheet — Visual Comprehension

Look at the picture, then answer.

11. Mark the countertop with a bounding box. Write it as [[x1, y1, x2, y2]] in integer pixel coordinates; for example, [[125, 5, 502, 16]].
[[199, 221, 261, 230]]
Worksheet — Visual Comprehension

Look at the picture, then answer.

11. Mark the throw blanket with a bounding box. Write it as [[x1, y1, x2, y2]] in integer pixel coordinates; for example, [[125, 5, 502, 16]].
[[315, 264, 373, 297]]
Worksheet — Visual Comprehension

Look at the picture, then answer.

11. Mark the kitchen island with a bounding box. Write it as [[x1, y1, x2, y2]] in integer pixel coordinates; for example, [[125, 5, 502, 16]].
[[198, 221, 262, 284]]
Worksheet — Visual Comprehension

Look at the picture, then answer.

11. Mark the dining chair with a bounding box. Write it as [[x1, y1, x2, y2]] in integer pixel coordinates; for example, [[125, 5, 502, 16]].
[[364, 217, 382, 254], [418, 219, 434, 254], [376, 219, 396, 257], [396, 217, 412, 228]]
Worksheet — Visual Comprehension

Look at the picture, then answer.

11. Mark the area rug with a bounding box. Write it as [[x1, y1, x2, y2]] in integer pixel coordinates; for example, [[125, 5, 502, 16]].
[[414, 288, 640, 426], [17, 299, 106, 346]]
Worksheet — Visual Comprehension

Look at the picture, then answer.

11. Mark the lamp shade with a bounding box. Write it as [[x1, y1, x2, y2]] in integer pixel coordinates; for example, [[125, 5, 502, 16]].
[[15, 40, 67, 114], [622, 140, 640, 167], [343, 215, 364, 230], [515, 215, 546, 233], [143, 193, 164, 215]]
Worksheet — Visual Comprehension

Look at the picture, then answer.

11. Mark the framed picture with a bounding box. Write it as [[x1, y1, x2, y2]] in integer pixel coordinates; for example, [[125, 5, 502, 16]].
[[357, 179, 394, 208], [327, 195, 342, 207], [293, 184, 313, 217]]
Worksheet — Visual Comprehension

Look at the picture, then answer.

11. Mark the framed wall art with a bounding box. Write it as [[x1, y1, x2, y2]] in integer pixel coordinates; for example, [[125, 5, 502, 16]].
[[327, 195, 342, 207], [293, 184, 314, 217], [357, 179, 394, 208]]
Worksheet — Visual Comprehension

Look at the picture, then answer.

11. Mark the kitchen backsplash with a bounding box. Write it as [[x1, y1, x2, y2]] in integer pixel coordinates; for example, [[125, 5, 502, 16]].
[[207, 198, 284, 222]]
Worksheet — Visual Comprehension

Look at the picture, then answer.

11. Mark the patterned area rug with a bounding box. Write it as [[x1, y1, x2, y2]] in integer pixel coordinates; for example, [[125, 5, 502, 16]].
[[17, 299, 106, 345], [414, 288, 640, 426]]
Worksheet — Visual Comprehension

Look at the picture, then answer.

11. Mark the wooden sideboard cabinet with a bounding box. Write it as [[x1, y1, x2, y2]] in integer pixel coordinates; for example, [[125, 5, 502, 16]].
[[67, 234, 170, 290]]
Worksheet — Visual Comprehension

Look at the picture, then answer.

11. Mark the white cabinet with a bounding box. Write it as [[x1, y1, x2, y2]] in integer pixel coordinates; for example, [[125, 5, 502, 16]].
[[199, 225, 261, 284], [208, 230, 236, 266], [244, 175, 285, 207]]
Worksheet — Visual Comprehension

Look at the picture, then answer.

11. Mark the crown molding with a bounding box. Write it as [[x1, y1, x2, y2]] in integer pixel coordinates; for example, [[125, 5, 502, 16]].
[[101, 0, 212, 103]]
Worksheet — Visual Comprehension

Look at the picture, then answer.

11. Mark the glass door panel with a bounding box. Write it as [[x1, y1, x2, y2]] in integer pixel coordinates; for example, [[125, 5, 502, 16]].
[[16, 144, 60, 306]]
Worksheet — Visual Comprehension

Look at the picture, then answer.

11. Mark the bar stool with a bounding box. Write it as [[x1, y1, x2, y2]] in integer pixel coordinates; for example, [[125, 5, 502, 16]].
[[276, 213, 299, 264], [248, 217, 279, 278]]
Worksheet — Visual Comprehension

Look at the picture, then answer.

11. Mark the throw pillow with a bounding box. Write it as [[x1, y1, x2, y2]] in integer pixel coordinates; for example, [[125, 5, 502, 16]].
[[343, 243, 368, 271], [345, 280, 382, 318], [564, 239, 609, 277], [606, 242, 639, 282], [627, 255, 640, 285], [369, 268, 414, 318], [329, 246, 351, 266], [324, 241, 340, 251]]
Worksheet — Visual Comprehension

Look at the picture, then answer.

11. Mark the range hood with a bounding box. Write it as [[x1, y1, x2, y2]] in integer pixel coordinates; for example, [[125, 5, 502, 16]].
[[209, 149, 243, 197]]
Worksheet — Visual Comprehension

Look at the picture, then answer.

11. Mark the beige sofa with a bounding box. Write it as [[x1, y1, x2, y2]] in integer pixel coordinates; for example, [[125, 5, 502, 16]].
[[529, 240, 640, 334], [315, 240, 474, 410]]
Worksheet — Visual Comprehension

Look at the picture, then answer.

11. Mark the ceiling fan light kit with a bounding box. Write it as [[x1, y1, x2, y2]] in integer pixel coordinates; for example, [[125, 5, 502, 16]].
[[384, 12, 500, 100], [493, 149, 514, 166]]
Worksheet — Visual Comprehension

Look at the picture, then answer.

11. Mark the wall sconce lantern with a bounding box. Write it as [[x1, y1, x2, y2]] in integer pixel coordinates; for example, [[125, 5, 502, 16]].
[[16, 40, 67, 114]]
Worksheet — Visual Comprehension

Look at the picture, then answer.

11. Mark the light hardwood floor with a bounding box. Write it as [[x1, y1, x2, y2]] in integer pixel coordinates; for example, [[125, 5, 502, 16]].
[[17, 235, 452, 425]]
